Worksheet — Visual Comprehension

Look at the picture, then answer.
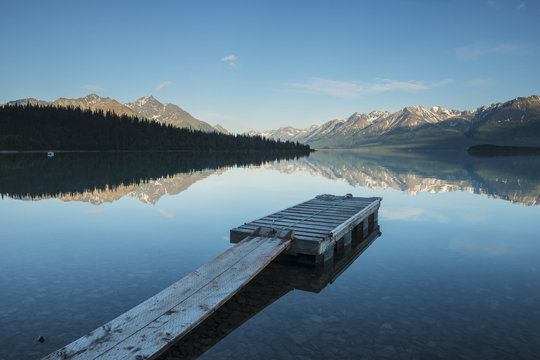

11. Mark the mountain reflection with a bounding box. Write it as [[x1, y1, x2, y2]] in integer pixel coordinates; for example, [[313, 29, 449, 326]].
[[0, 152, 308, 204], [265, 150, 540, 206], [2, 150, 538, 206]]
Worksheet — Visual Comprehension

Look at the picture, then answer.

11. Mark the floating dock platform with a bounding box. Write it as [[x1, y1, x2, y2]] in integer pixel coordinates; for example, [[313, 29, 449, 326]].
[[231, 194, 382, 263], [44, 194, 381, 360]]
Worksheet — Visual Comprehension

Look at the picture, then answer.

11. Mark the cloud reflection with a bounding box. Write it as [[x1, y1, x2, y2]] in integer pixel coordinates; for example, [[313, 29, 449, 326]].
[[159, 208, 175, 218], [380, 207, 449, 223]]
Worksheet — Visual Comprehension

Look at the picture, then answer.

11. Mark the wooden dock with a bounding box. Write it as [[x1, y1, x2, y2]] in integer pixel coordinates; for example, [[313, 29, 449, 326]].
[[158, 226, 382, 359], [231, 194, 382, 263], [44, 194, 381, 360]]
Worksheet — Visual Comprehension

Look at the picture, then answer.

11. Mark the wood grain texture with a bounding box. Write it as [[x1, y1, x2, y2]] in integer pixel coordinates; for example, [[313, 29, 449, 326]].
[[231, 195, 381, 256], [43, 236, 290, 360]]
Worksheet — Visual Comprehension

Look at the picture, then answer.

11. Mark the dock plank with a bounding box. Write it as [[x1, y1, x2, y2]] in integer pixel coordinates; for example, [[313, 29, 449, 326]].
[[260, 214, 345, 227], [99, 237, 290, 360], [247, 221, 334, 235], [292, 202, 363, 211], [303, 199, 373, 207], [286, 205, 361, 215], [43, 235, 290, 360], [266, 210, 351, 222], [234, 225, 325, 241]]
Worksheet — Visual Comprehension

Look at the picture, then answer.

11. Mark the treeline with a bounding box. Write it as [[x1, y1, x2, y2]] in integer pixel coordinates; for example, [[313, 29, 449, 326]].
[[0, 104, 311, 152], [0, 151, 308, 199]]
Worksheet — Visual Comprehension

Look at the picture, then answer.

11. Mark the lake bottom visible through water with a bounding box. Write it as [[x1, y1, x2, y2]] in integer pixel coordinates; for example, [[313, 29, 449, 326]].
[[0, 150, 539, 359]]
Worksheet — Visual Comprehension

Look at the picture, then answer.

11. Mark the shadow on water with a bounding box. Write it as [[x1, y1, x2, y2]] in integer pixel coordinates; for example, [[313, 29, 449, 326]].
[[157, 227, 382, 360], [0, 151, 309, 202]]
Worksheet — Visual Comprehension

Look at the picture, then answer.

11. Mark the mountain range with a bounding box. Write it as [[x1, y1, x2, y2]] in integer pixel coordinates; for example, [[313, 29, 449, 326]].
[[6, 94, 227, 134], [250, 95, 540, 149]]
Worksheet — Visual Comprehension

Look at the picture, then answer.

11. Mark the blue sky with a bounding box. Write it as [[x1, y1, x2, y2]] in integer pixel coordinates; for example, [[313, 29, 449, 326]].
[[1, 0, 539, 132]]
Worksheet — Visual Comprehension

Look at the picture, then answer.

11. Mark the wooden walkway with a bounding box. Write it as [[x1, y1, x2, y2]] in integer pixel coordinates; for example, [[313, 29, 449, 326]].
[[43, 229, 293, 360], [44, 194, 382, 360], [157, 226, 382, 359]]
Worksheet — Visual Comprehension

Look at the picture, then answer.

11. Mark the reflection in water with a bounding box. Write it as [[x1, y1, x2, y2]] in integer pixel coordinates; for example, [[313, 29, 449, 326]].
[[1, 150, 538, 206], [0, 152, 307, 204], [158, 227, 381, 360], [1, 149, 539, 359], [265, 150, 540, 206]]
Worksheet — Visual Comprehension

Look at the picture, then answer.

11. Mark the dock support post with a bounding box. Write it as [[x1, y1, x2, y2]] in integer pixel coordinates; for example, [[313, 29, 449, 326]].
[[362, 219, 369, 239], [315, 245, 334, 264], [368, 213, 378, 232], [343, 231, 352, 255], [343, 232, 352, 247], [352, 224, 362, 242], [343, 230, 352, 252]]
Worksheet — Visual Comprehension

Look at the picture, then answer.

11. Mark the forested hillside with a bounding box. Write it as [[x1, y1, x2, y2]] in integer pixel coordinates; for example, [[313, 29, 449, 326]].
[[0, 104, 310, 152]]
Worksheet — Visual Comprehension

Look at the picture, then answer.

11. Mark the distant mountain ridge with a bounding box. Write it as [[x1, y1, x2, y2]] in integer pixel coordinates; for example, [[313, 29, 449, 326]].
[[250, 95, 540, 149], [6, 94, 227, 134], [7, 94, 140, 118], [125, 96, 217, 132]]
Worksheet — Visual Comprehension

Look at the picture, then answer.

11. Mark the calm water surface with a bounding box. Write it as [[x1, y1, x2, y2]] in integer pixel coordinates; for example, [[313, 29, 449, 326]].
[[1, 151, 539, 359]]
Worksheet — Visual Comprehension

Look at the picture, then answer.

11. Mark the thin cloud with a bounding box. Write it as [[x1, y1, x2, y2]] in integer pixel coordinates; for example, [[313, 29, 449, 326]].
[[156, 81, 173, 91], [288, 78, 452, 98], [380, 208, 425, 221], [221, 55, 237, 67], [517, 3, 525, 9], [455, 43, 524, 60], [83, 84, 105, 92], [221, 55, 237, 62]]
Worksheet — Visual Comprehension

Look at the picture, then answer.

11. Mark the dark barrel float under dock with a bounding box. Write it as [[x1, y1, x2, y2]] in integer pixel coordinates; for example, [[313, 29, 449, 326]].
[[43, 194, 382, 360]]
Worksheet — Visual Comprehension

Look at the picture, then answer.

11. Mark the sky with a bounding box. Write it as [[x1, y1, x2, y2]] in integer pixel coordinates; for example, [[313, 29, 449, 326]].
[[1, 0, 539, 133]]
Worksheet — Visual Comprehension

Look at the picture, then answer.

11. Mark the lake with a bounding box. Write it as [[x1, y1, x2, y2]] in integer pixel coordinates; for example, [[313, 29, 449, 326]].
[[1, 150, 539, 359]]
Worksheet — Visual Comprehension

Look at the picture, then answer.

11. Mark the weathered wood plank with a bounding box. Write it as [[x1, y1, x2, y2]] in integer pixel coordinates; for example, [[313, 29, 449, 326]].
[[248, 219, 336, 233], [266, 209, 351, 222], [292, 202, 363, 211], [299, 203, 367, 211], [303, 199, 373, 208], [43, 236, 288, 360], [95, 237, 291, 360], [307, 198, 377, 205], [236, 224, 328, 238], [281, 209, 358, 220], [233, 225, 325, 241], [288, 204, 362, 214], [241, 199, 366, 229], [257, 214, 343, 229], [247, 224, 330, 238], [330, 201, 381, 241]]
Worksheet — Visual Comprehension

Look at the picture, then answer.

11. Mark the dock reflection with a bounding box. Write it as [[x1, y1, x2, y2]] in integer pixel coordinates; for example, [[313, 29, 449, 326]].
[[158, 226, 381, 360]]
